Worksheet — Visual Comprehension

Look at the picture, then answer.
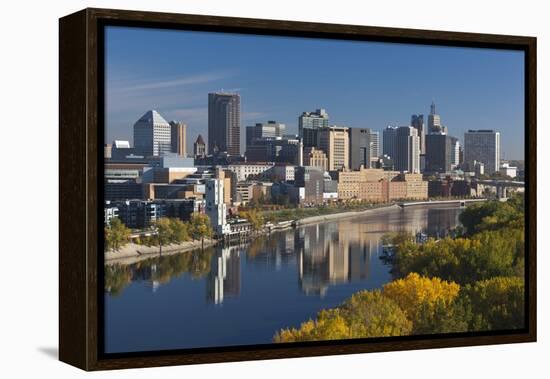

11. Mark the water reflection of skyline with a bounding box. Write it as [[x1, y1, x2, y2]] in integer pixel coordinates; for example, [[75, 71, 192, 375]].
[[106, 206, 462, 303], [105, 206, 465, 353], [206, 247, 241, 305]]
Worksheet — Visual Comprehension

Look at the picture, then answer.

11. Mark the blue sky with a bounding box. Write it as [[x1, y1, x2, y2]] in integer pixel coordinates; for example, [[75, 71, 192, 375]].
[[105, 26, 525, 160]]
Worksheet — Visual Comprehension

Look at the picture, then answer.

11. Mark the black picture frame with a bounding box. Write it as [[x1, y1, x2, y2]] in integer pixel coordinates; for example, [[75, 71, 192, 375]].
[[59, 7, 537, 371]]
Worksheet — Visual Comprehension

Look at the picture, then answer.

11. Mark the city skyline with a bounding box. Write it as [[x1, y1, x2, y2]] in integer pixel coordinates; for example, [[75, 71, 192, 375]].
[[105, 26, 525, 160]]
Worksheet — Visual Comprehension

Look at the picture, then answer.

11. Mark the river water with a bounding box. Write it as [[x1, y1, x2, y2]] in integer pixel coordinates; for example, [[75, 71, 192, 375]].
[[104, 205, 463, 353]]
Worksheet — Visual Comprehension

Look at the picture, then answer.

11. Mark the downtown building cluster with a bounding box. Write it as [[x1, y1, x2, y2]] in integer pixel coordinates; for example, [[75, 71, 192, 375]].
[[104, 93, 515, 237]]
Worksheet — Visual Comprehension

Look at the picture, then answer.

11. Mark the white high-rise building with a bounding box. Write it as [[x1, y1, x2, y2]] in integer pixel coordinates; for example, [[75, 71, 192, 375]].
[[451, 139, 460, 169], [133, 110, 172, 157], [205, 170, 231, 236], [464, 130, 501, 174], [369, 130, 380, 160], [396, 126, 420, 173]]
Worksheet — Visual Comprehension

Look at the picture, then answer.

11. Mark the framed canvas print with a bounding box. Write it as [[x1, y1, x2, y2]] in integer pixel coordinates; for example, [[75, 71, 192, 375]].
[[59, 8, 536, 371]]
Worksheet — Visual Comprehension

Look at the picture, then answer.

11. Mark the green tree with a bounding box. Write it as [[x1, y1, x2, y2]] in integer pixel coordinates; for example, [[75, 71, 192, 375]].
[[459, 195, 524, 236], [190, 213, 213, 249], [413, 297, 470, 334], [169, 218, 190, 243], [381, 231, 414, 247], [461, 276, 525, 331], [152, 218, 172, 254], [104, 217, 131, 252], [339, 290, 413, 338], [239, 208, 264, 231], [390, 228, 524, 285]]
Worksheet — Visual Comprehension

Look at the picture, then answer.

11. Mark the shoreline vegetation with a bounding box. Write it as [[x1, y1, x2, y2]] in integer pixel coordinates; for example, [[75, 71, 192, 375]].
[[104, 200, 464, 265], [273, 193, 525, 342], [104, 213, 213, 265]]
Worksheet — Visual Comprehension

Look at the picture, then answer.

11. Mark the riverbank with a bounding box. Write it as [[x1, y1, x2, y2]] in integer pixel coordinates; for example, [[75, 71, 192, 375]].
[[295, 203, 401, 227], [105, 238, 217, 265], [106, 200, 471, 265]]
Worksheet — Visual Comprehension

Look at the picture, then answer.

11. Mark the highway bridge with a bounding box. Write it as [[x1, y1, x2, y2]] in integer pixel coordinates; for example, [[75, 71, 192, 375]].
[[475, 179, 525, 199], [398, 198, 487, 208]]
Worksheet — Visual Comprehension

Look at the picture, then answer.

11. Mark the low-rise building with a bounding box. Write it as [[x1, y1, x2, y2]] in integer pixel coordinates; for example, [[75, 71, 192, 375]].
[[104, 179, 144, 201], [428, 177, 476, 198], [333, 167, 400, 201], [333, 167, 427, 202], [399, 173, 428, 200], [271, 164, 295, 182], [234, 181, 272, 205], [500, 163, 518, 178], [113, 200, 166, 228], [228, 218, 252, 236], [251, 182, 272, 203], [235, 182, 253, 204], [104, 202, 119, 225], [105, 198, 205, 228], [228, 162, 274, 181], [323, 172, 338, 201], [144, 183, 205, 200], [295, 166, 325, 205]]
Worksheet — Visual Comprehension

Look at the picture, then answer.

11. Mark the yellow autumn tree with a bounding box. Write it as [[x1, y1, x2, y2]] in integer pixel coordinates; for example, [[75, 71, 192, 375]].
[[273, 309, 349, 343], [274, 291, 412, 343], [339, 290, 412, 338], [382, 273, 461, 332]]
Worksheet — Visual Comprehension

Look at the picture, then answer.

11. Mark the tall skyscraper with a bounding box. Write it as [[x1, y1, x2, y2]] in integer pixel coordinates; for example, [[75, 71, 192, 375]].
[[451, 138, 460, 169], [318, 126, 349, 171], [194, 134, 206, 158], [427, 101, 442, 134], [133, 110, 172, 157], [395, 126, 420, 173], [208, 92, 241, 156], [349, 128, 372, 170], [383, 126, 398, 160], [169, 121, 187, 157], [299, 108, 329, 131], [464, 130, 501, 174], [411, 114, 426, 153], [369, 131, 380, 160], [425, 133, 453, 173], [299, 109, 329, 146]]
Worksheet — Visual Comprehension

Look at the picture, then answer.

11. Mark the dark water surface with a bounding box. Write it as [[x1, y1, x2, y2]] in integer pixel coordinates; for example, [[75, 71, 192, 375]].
[[104, 205, 462, 353]]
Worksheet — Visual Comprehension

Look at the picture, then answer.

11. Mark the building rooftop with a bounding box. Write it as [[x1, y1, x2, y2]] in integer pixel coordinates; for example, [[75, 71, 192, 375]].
[[113, 140, 131, 148], [136, 110, 170, 127], [195, 134, 205, 145]]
